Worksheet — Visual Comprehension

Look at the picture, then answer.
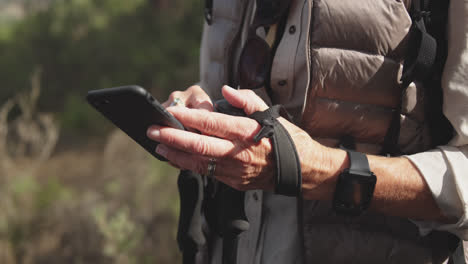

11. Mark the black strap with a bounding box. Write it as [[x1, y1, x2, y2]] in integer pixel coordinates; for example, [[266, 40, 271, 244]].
[[395, 4, 463, 262], [176, 170, 207, 264], [347, 150, 372, 175], [382, 0, 436, 155], [332, 150, 376, 215], [452, 242, 467, 264], [400, 15, 437, 88], [381, 0, 449, 155], [249, 105, 302, 196], [204, 0, 213, 25], [421, 0, 454, 147], [210, 99, 251, 264], [381, 0, 435, 155]]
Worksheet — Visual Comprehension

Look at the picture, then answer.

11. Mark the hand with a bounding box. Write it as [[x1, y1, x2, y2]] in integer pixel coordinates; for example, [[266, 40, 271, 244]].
[[147, 86, 334, 194], [150, 86, 274, 190], [151, 87, 454, 222], [162, 85, 213, 112]]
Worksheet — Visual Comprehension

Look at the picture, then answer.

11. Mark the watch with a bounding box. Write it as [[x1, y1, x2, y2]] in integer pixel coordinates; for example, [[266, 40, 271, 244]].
[[332, 150, 377, 216]]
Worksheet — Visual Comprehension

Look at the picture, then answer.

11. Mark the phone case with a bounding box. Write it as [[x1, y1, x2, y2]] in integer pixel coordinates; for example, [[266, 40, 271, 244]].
[[86, 85, 184, 160]]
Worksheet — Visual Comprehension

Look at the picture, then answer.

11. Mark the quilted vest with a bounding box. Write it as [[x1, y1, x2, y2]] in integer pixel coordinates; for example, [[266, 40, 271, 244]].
[[199, 0, 454, 262]]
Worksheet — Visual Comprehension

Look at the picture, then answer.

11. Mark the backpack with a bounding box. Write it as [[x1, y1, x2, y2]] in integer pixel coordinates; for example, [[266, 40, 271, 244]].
[[397, 0, 465, 263], [382, 0, 454, 155]]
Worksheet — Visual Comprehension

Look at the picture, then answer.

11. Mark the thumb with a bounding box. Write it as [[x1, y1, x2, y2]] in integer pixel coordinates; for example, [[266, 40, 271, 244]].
[[221, 85, 269, 115]]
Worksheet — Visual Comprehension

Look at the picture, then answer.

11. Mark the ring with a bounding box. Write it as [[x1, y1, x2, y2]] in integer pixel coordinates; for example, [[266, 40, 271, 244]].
[[206, 158, 217, 178], [169, 97, 185, 107]]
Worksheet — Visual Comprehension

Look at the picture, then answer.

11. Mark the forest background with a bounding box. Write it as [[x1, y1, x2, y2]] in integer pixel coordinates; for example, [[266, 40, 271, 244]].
[[0, 0, 203, 263]]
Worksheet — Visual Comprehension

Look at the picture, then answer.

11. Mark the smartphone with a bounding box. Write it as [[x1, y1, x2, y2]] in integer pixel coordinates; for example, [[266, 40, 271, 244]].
[[86, 85, 184, 160]]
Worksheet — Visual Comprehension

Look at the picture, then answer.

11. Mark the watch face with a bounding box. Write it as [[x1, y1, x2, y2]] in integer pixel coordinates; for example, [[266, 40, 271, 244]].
[[333, 169, 376, 216]]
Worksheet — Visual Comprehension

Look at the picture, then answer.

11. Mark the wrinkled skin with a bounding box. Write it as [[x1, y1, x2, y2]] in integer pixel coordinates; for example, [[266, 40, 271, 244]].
[[148, 85, 329, 193], [148, 85, 448, 221]]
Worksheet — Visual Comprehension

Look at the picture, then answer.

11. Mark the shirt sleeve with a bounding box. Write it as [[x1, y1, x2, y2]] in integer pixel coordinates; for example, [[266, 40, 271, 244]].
[[405, 0, 468, 240]]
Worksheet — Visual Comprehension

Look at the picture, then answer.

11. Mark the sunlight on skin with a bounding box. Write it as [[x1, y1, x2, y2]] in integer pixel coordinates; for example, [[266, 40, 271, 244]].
[[147, 85, 447, 222]]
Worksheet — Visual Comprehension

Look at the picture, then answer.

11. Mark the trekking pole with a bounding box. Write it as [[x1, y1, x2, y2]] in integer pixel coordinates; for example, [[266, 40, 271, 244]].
[[221, 188, 250, 264], [214, 100, 251, 264]]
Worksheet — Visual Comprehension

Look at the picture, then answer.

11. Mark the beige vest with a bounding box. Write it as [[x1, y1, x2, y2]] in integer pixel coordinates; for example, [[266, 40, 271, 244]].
[[200, 0, 453, 262]]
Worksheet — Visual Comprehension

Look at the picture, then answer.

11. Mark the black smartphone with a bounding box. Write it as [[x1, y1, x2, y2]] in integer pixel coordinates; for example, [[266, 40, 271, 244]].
[[86, 85, 184, 160]]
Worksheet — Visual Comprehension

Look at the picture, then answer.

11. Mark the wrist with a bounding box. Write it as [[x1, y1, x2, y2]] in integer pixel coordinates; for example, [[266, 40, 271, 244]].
[[301, 146, 349, 200]]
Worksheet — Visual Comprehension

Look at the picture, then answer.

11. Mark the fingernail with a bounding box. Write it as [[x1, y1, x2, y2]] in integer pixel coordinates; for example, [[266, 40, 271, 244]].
[[223, 85, 236, 91], [156, 144, 168, 157], [148, 127, 160, 139]]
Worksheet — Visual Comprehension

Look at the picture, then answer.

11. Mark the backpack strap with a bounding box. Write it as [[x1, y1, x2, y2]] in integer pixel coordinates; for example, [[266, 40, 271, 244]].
[[400, 0, 437, 88], [383, 1, 463, 262], [381, 0, 453, 155], [381, 0, 436, 155]]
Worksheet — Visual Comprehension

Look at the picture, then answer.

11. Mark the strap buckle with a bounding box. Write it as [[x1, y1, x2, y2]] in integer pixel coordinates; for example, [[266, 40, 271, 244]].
[[412, 10, 431, 23]]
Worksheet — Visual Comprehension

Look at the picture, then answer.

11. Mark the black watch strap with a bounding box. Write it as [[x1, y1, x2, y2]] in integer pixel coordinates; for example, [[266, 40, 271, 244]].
[[347, 150, 372, 175], [333, 150, 376, 216]]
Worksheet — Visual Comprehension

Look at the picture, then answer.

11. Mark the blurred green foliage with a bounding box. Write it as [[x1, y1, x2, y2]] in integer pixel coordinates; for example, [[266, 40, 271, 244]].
[[59, 94, 112, 136], [0, 0, 203, 137], [0, 0, 203, 263], [0, 153, 181, 264]]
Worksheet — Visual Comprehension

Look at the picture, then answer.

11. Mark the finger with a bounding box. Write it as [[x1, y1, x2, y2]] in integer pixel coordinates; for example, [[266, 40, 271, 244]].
[[156, 144, 213, 176], [188, 92, 213, 111], [148, 125, 236, 157], [166, 107, 261, 141], [156, 144, 238, 187], [221, 85, 269, 115], [184, 85, 213, 111], [162, 91, 188, 108]]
